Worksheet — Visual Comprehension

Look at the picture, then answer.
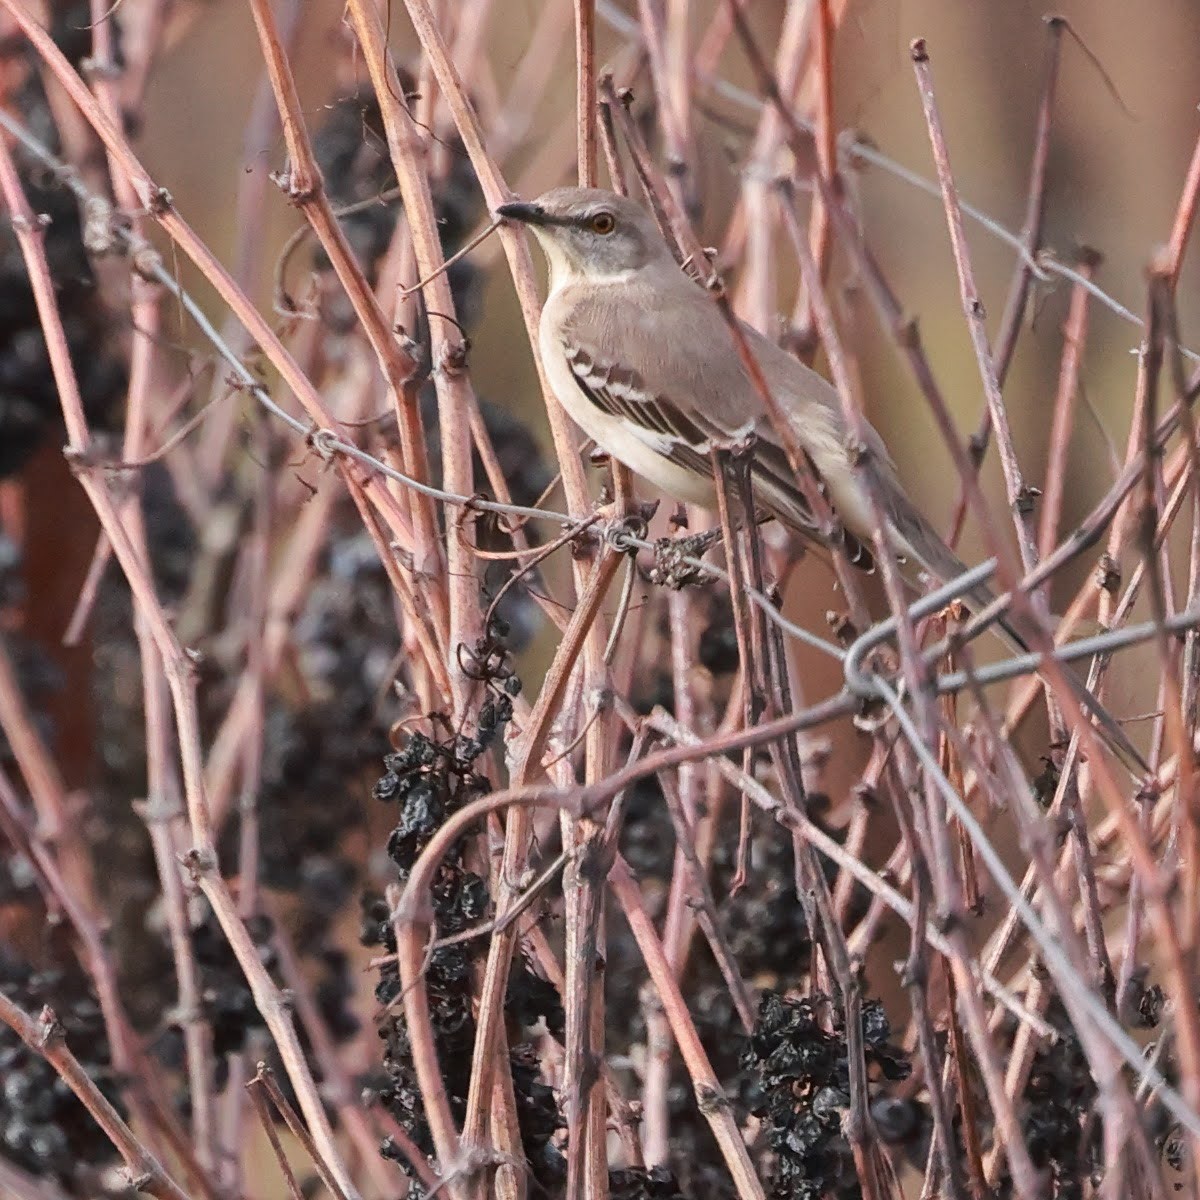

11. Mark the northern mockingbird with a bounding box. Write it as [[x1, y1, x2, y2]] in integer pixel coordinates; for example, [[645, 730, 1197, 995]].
[[497, 186, 1145, 772]]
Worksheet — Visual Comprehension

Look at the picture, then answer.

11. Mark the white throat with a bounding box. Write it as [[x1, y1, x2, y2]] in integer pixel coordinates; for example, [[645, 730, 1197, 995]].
[[532, 228, 636, 296]]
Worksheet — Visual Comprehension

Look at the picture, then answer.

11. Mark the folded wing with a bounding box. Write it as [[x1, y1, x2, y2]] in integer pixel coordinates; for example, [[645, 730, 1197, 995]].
[[558, 335, 876, 570]]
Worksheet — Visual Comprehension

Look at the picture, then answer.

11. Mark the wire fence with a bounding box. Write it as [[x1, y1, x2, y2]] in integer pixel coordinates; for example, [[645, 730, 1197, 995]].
[[0, 2, 1198, 1199]]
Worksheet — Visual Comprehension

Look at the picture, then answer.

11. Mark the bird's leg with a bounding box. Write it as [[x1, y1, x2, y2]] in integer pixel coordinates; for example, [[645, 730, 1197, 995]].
[[715, 433, 792, 720], [709, 440, 764, 896]]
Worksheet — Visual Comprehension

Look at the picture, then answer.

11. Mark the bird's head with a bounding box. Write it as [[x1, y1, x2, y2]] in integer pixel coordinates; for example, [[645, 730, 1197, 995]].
[[496, 187, 673, 285]]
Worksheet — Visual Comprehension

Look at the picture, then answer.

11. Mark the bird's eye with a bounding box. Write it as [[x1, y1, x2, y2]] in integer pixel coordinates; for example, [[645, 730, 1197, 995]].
[[590, 211, 616, 235]]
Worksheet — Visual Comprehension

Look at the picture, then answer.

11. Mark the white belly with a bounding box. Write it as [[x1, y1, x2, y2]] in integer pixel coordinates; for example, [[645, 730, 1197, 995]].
[[538, 319, 717, 508]]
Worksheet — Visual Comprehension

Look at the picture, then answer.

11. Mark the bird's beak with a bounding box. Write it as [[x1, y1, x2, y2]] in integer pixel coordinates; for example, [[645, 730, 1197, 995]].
[[495, 201, 552, 227]]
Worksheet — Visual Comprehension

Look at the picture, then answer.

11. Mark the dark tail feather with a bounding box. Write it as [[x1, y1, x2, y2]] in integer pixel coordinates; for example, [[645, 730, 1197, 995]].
[[990, 614, 1150, 778], [896, 507, 1150, 779]]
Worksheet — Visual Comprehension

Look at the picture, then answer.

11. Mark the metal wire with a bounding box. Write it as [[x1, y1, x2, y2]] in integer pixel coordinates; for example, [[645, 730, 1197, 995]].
[[588, 6, 1200, 369], [876, 675, 1200, 1139], [0, 109, 572, 531], [840, 552, 1200, 700], [9, 22, 1200, 1180], [7, 107, 1194, 697], [842, 559, 999, 695]]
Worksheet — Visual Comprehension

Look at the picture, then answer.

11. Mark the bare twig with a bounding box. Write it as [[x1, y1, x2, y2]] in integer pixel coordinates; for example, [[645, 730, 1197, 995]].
[[0, 996, 189, 1200]]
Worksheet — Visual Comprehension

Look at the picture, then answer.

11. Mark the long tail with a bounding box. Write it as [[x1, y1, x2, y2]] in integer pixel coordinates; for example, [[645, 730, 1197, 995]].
[[892, 501, 1150, 779]]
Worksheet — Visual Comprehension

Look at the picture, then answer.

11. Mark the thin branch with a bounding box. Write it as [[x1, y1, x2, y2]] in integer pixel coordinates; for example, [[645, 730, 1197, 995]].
[[0, 996, 189, 1200]]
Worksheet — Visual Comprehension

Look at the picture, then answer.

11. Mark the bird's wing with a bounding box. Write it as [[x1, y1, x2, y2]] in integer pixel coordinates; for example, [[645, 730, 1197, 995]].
[[885, 490, 993, 610], [556, 291, 876, 569]]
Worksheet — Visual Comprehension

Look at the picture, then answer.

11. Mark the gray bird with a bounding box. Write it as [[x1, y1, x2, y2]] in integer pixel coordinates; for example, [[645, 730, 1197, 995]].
[[498, 186, 1145, 773]]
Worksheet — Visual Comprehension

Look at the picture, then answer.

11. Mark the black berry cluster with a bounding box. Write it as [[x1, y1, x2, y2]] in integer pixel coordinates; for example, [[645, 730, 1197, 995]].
[[0, 4, 125, 479], [990, 985, 1179, 1198], [309, 85, 484, 339], [368, 620, 555, 1180], [1016, 1017, 1099, 1200], [609, 1165, 692, 1199], [0, 950, 123, 1188], [740, 991, 912, 1200]]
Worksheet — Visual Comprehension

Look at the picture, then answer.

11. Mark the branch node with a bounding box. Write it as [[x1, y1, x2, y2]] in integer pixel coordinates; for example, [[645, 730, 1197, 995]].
[[12, 210, 50, 233], [146, 187, 173, 217], [270, 165, 321, 205], [181, 846, 218, 881], [826, 609, 859, 645], [933, 910, 959, 936], [1014, 485, 1040, 515], [36, 1006, 65, 1048], [79, 54, 122, 82], [62, 445, 93, 474], [132, 795, 182, 825], [437, 337, 472, 376], [81, 195, 118, 255], [1095, 552, 1121, 593], [695, 1083, 730, 1114], [843, 434, 871, 467]]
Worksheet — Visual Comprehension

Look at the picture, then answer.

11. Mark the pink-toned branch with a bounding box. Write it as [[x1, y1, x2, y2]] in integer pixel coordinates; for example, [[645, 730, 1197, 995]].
[[0, 995, 189, 1200], [0, 123, 361, 1200]]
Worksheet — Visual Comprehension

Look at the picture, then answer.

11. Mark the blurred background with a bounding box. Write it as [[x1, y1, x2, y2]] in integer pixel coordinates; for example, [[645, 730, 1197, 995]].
[[4, 0, 1200, 1195], [126, 0, 1200, 778], [14, 0, 1200, 767]]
